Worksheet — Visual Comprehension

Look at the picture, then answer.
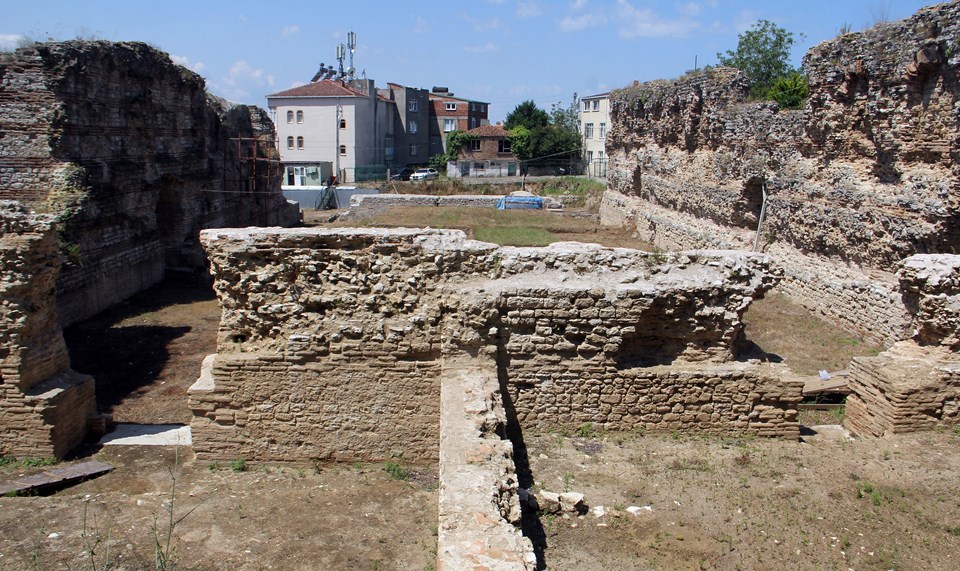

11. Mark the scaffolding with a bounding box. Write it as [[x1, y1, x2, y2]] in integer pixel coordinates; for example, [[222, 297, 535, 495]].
[[224, 136, 281, 194]]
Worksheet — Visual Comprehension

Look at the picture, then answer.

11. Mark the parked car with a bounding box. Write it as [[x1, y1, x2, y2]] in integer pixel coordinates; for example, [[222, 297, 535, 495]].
[[389, 168, 415, 181], [409, 168, 438, 181]]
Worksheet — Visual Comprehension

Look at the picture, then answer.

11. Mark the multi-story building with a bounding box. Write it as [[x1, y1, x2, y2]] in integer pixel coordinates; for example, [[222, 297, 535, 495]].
[[427, 87, 490, 156], [447, 124, 518, 178], [268, 77, 489, 185], [378, 83, 430, 169], [267, 78, 391, 185], [579, 92, 610, 177]]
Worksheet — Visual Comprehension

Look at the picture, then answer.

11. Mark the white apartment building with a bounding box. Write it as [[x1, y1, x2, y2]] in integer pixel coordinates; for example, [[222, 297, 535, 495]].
[[579, 92, 610, 177], [267, 78, 391, 186]]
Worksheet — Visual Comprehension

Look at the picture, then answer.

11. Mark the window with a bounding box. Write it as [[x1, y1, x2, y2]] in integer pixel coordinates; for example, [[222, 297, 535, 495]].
[[498, 139, 511, 153], [410, 120, 418, 134], [286, 110, 294, 123], [599, 122, 606, 138], [583, 100, 590, 112], [286, 136, 294, 149], [597, 150, 605, 161], [469, 139, 481, 152], [482, 104, 486, 113], [408, 99, 418, 112], [584, 123, 594, 138], [445, 102, 457, 111], [410, 144, 418, 156], [339, 145, 346, 156], [587, 150, 594, 162], [592, 100, 600, 111], [296, 136, 304, 149], [470, 117, 477, 129], [340, 118, 346, 129], [443, 119, 457, 132], [296, 110, 303, 124]]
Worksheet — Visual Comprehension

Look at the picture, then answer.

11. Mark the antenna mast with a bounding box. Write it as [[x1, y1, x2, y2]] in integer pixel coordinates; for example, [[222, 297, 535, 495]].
[[346, 31, 357, 80]]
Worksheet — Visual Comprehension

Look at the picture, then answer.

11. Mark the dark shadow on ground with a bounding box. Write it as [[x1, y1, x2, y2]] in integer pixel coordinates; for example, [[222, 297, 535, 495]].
[[497, 347, 548, 570], [734, 338, 784, 364], [65, 323, 191, 414], [62, 278, 216, 417]]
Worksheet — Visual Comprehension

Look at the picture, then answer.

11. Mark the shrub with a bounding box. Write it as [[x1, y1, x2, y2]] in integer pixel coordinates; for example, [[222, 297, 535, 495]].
[[766, 72, 809, 110]]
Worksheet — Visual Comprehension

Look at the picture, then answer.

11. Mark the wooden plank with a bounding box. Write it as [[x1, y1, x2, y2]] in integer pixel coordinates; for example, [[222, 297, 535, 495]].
[[802, 371, 851, 395], [0, 460, 112, 496]]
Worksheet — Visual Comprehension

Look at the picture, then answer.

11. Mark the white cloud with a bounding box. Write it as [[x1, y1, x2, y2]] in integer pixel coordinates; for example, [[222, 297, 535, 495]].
[[0, 33, 25, 51], [464, 42, 499, 54], [517, 1, 541, 18], [413, 16, 429, 34], [280, 25, 300, 38], [616, 0, 700, 38], [559, 12, 607, 32], [464, 15, 502, 31], [570, 0, 588, 9], [170, 54, 206, 74], [678, 2, 702, 17]]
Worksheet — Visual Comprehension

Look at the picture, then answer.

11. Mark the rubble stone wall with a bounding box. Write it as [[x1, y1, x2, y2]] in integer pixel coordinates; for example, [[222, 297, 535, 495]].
[[190, 228, 803, 463], [603, 1, 960, 345], [845, 254, 960, 436], [0, 201, 95, 458], [0, 41, 299, 326]]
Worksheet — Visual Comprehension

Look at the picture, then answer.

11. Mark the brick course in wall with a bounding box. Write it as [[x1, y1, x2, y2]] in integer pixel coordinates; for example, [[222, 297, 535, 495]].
[[0, 201, 95, 458]]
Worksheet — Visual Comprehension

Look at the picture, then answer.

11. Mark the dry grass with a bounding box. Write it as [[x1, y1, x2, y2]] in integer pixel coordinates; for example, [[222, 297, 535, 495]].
[[742, 292, 882, 376], [326, 206, 648, 249]]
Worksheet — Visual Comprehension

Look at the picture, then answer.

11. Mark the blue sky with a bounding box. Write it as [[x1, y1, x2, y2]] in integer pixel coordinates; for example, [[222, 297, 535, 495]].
[[2, 0, 936, 123]]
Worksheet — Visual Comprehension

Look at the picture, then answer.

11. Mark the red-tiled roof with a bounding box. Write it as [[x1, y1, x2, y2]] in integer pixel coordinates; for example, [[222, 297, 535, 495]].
[[267, 80, 367, 98], [467, 124, 509, 138]]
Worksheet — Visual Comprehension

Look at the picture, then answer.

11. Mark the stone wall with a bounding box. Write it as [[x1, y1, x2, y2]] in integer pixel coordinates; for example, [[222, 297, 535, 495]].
[[603, 1, 960, 345], [845, 254, 960, 436], [190, 228, 802, 464], [0, 201, 95, 458], [0, 40, 299, 326]]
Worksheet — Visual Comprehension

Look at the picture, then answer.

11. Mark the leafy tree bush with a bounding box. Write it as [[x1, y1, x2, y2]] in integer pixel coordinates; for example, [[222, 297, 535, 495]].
[[766, 72, 809, 109], [504, 100, 550, 130], [717, 19, 803, 98]]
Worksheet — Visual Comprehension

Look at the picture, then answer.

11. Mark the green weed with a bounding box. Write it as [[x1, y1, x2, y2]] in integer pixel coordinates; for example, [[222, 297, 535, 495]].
[[384, 461, 409, 481], [230, 458, 247, 472]]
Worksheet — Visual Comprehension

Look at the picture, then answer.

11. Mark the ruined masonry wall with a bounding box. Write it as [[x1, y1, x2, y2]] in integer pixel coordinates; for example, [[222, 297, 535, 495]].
[[0, 201, 95, 458], [845, 254, 960, 436], [0, 41, 299, 326], [603, 1, 960, 345], [191, 228, 803, 464]]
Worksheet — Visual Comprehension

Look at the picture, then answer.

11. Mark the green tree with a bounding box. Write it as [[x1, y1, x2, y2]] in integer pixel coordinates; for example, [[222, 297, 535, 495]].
[[549, 93, 580, 137], [504, 100, 550, 130], [717, 19, 803, 98]]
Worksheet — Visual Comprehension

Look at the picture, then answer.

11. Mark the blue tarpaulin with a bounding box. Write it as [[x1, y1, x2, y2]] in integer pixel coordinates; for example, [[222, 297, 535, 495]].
[[496, 196, 543, 210]]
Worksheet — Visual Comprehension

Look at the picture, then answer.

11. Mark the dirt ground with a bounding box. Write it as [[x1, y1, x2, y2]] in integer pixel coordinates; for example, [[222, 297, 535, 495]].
[[7, 207, 948, 570], [0, 447, 438, 570], [520, 428, 960, 571]]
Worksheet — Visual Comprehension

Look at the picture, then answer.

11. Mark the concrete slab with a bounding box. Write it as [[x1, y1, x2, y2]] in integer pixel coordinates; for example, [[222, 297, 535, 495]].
[[99, 424, 192, 446], [0, 461, 113, 496]]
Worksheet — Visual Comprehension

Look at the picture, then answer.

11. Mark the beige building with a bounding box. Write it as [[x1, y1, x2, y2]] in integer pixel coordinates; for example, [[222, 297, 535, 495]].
[[579, 92, 610, 177]]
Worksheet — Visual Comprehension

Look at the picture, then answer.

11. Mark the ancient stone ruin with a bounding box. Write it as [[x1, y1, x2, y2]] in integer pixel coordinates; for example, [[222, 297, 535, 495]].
[[0, 40, 300, 326], [602, 1, 959, 347], [0, 201, 94, 458], [602, 1, 960, 437], [190, 226, 802, 568], [0, 40, 299, 457]]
